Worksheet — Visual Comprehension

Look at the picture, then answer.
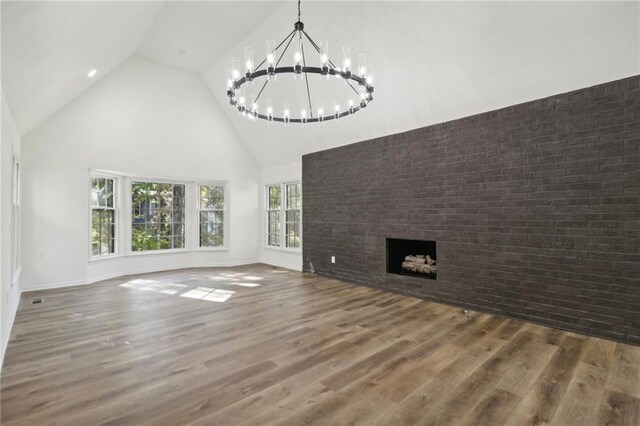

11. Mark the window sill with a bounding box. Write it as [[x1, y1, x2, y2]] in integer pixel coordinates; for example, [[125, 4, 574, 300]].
[[192, 247, 229, 252], [88, 247, 231, 263], [126, 248, 190, 257], [262, 245, 302, 254], [89, 253, 123, 263]]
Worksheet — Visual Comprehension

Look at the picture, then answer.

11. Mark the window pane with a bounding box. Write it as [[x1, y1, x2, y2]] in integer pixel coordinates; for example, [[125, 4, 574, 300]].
[[200, 185, 224, 210], [92, 208, 115, 255], [131, 181, 185, 251], [106, 178, 114, 208], [266, 210, 281, 247], [200, 211, 224, 247], [285, 183, 301, 209], [91, 177, 110, 208], [268, 185, 281, 210], [286, 210, 301, 248]]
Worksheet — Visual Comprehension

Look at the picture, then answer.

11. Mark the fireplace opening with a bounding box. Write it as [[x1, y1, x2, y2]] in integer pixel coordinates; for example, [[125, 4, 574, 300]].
[[386, 238, 437, 280]]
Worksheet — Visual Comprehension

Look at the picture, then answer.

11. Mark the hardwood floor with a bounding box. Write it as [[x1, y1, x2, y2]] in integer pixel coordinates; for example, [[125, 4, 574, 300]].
[[2, 264, 639, 425]]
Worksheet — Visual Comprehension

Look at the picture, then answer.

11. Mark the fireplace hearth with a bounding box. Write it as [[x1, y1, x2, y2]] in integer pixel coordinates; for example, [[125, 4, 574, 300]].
[[386, 238, 437, 280]]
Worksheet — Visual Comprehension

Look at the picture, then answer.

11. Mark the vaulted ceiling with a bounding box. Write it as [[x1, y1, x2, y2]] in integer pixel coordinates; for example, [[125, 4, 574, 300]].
[[3, 1, 639, 167], [1, 1, 163, 135]]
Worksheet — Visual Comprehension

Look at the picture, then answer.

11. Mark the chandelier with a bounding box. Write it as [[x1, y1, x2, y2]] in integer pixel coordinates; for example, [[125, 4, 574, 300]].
[[226, 0, 374, 124]]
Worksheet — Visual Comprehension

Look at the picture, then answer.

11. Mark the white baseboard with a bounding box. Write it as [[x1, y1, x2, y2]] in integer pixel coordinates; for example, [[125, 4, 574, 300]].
[[21, 260, 260, 293], [259, 258, 303, 271], [1, 287, 21, 372]]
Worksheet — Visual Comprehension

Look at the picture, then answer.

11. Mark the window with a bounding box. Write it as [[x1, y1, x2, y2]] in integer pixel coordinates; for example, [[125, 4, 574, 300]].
[[11, 156, 21, 282], [131, 181, 185, 251], [266, 184, 281, 247], [199, 185, 225, 247], [88, 172, 231, 259], [285, 183, 301, 249], [91, 176, 117, 257], [265, 182, 301, 249]]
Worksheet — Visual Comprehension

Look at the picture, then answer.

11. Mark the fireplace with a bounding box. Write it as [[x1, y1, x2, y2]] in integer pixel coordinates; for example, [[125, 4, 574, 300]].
[[386, 238, 437, 280]]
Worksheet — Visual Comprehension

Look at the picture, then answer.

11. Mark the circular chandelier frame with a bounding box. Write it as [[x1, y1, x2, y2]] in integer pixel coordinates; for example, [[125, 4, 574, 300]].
[[226, 5, 374, 124]]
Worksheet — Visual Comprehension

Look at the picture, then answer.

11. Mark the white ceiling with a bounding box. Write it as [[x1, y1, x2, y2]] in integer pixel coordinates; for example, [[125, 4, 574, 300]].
[[1, 1, 163, 136], [2, 1, 639, 167], [136, 1, 283, 73], [204, 1, 640, 167]]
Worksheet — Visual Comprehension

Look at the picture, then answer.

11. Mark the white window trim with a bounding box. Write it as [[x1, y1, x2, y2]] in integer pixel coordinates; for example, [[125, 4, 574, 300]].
[[264, 181, 302, 253], [195, 182, 229, 251], [88, 170, 230, 263], [126, 176, 190, 255], [89, 171, 120, 261], [11, 146, 21, 286]]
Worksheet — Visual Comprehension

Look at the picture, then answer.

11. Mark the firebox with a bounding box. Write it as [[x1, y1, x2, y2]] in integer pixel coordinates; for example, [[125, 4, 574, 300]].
[[386, 238, 437, 280]]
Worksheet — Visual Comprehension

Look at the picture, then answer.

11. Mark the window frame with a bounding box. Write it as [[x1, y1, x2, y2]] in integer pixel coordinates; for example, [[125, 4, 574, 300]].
[[88, 172, 120, 261], [265, 183, 282, 248], [264, 181, 302, 252], [11, 150, 21, 286], [128, 177, 188, 255], [88, 171, 231, 262], [196, 182, 229, 250]]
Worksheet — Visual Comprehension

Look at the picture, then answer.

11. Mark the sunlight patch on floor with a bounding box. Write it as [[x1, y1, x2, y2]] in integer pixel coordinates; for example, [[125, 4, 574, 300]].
[[181, 287, 235, 302], [229, 282, 260, 287], [119, 279, 187, 295]]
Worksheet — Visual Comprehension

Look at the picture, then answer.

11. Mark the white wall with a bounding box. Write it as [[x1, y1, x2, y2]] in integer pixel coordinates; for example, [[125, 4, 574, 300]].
[[1, 88, 22, 367], [258, 160, 302, 271], [21, 56, 260, 291]]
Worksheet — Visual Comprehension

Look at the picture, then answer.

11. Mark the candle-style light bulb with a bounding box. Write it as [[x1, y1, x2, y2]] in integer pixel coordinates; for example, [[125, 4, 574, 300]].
[[266, 40, 275, 64], [342, 46, 351, 70], [231, 57, 240, 79], [244, 47, 254, 72], [226, 67, 236, 89], [293, 52, 302, 77], [360, 92, 368, 108], [358, 54, 366, 77], [266, 40, 276, 79], [319, 41, 329, 77], [366, 64, 374, 85]]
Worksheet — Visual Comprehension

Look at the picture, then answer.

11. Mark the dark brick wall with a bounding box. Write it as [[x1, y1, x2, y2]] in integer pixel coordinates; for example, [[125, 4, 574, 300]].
[[302, 76, 640, 344]]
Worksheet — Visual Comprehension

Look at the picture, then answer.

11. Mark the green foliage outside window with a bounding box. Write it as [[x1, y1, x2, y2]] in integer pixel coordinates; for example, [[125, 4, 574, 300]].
[[131, 182, 185, 252], [199, 185, 225, 247]]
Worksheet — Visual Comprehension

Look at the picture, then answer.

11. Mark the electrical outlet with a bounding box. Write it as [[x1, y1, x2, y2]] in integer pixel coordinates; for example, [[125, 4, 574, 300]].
[[331, 256, 335, 264]]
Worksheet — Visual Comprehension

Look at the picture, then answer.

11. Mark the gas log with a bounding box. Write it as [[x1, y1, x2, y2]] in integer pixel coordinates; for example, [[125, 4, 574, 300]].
[[402, 254, 437, 275]]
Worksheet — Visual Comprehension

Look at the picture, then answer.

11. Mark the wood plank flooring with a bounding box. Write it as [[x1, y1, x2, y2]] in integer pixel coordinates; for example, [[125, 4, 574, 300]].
[[1, 264, 639, 425]]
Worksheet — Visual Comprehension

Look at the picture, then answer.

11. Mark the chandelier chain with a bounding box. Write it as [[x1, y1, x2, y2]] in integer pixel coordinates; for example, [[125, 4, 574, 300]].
[[300, 31, 314, 118], [298, 0, 301, 21]]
